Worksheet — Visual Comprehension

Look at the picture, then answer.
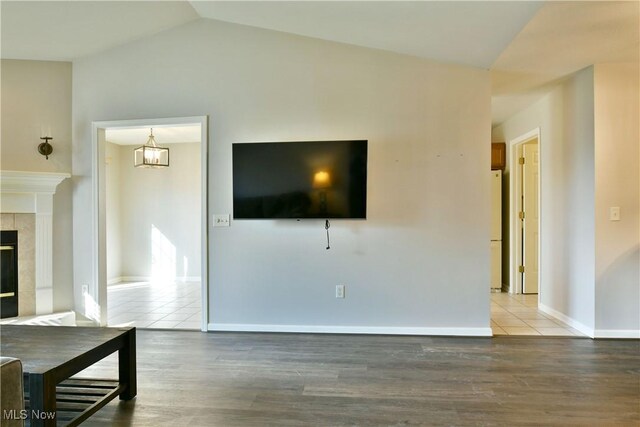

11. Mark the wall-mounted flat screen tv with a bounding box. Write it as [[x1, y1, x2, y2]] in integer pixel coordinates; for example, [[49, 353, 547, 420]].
[[233, 140, 367, 219]]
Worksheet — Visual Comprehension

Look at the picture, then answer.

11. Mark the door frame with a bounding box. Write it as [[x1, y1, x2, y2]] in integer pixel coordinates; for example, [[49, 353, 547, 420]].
[[91, 116, 209, 330], [507, 128, 541, 297]]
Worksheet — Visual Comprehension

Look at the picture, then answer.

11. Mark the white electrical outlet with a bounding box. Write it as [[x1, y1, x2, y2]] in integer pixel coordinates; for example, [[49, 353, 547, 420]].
[[213, 214, 230, 227], [82, 285, 89, 295], [336, 285, 345, 299]]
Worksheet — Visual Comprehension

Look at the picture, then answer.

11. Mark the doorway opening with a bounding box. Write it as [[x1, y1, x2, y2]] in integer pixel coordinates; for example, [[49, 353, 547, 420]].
[[491, 129, 583, 337], [91, 117, 208, 331]]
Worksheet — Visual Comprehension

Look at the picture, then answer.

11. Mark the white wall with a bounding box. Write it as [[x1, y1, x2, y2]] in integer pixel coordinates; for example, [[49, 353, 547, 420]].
[[492, 67, 596, 334], [105, 142, 201, 282], [105, 142, 122, 282], [1, 59, 74, 312], [73, 19, 491, 334], [593, 62, 640, 336]]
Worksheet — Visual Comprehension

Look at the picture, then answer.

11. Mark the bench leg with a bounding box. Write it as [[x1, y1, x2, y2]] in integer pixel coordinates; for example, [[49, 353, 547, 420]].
[[118, 328, 137, 400], [29, 373, 57, 427]]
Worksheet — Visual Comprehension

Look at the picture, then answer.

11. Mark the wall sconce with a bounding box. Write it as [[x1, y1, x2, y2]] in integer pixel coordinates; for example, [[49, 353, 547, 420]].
[[38, 136, 53, 160]]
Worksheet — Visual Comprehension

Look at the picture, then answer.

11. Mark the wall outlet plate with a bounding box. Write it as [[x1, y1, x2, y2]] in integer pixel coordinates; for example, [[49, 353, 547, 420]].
[[336, 285, 345, 299], [213, 214, 230, 227], [610, 207, 621, 221]]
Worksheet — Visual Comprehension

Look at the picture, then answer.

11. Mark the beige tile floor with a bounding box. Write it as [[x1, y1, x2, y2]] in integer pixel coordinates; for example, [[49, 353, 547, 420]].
[[107, 280, 202, 330], [491, 292, 584, 336]]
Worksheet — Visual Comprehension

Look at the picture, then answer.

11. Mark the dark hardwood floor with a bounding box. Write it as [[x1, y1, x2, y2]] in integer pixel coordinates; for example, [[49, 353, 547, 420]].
[[78, 331, 639, 426]]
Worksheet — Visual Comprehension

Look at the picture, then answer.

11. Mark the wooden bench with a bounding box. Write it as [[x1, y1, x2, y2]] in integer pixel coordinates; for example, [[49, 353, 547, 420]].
[[0, 325, 136, 426]]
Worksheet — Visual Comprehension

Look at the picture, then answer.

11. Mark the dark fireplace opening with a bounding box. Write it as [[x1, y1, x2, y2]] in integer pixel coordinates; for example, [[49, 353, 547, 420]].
[[1, 230, 19, 318]]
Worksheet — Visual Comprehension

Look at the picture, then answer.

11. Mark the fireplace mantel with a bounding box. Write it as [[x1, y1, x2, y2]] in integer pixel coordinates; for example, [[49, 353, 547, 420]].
[[1, 170, 70, 193], [0, 170, 70, 315]]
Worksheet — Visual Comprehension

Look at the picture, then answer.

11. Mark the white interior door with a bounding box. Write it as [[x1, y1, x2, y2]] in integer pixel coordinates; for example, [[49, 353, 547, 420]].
[[522, 142, 539, 294]]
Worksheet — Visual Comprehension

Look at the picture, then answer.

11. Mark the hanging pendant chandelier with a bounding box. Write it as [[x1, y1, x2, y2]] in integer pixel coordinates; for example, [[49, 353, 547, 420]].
[[134, 128, 169, 168]]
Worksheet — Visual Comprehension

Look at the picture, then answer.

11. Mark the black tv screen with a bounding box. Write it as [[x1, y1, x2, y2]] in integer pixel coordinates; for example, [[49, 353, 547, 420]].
[[233, 140, 367, 219]]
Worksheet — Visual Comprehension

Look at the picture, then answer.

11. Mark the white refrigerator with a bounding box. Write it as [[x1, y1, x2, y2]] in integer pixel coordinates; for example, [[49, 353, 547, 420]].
[[490, 170, 502, 290]]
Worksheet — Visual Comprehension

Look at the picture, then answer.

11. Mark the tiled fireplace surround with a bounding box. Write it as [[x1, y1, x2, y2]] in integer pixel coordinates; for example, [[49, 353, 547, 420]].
[[0, 171, 70, 317]]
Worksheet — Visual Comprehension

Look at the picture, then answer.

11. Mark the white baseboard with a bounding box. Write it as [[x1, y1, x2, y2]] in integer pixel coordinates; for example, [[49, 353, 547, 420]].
[[107, 276, 122, 285], [538, 303, 595, 338], [120, 276, 150, 282], [207, 323, 492, 337], [114, 276, 201, 283], [75, 318, 99, 327], [594, 329, 640, 339]]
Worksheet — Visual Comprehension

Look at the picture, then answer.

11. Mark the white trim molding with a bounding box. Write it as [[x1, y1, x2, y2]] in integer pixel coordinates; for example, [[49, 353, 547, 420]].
[[208, 323, 493, 337], [594, 330, 640, 339], [107, 276, 123, 286], [107, 276, 201, 285], [1, 170, 70, 194], [539, 304, 639, 339], [0, 170, 70, 315], [539, 303, 595, 338]]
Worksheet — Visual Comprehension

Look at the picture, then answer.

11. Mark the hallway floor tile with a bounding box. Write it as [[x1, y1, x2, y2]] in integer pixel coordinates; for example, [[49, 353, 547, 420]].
[[107, 281, 202, 330], [491, 292, 584, 337]]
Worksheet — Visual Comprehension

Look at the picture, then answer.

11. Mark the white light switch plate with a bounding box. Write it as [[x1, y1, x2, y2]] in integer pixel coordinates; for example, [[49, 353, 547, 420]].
[[213, 214, 230, 227], [610, 207, 620, 221]]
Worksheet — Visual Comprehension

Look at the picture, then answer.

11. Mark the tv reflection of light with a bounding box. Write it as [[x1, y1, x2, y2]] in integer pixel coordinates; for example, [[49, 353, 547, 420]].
[[313, 170, 331, 189], [313, 170, 331, 215]]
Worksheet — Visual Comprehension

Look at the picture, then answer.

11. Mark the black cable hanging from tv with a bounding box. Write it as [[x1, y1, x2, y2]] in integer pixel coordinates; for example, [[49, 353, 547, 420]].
[[325, 219, 331, 250]]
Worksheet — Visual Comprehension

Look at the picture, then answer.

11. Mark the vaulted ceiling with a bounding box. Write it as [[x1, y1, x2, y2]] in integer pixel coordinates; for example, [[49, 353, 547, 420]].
[[2, 1, 637, 125]]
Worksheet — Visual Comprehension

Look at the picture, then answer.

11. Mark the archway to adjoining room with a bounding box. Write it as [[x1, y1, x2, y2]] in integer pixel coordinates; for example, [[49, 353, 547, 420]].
[[91, 117, 208, 331], [490, 128, 583, 337]]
